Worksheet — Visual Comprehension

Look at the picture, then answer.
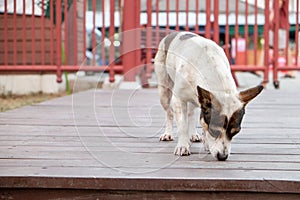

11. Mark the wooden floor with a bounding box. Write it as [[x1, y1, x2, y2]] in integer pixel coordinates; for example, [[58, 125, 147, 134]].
[[0, 88, 300, 199]]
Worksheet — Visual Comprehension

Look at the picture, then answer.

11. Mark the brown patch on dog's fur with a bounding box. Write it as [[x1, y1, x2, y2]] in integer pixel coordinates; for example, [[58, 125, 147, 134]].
[[179, 33, 197, 40], [226, 107, 245, 140], [164, 32, 179, 53]]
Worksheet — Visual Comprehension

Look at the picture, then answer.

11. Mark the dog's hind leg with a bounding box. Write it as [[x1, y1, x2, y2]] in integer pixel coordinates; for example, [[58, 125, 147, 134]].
[[158, 84, 174, 141]]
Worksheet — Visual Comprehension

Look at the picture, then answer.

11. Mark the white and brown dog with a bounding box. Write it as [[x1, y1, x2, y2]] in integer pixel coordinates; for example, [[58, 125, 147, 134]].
[[154, 31, 263, 161]]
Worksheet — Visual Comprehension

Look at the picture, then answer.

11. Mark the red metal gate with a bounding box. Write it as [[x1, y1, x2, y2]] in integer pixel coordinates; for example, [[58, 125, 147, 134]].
[[1, 0, 300, 88]]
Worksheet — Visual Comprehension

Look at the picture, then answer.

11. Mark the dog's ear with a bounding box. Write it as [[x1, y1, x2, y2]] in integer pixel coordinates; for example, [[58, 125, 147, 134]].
[[197, 85, 212, 107], [239, 85, 264, 105]]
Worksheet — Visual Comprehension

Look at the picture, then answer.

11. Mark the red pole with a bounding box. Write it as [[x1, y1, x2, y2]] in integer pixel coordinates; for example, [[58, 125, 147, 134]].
[[273, 0, 279, 86], [41, 0, 45, 65], [109, 0, 116, 82], [185, 0, 189, 31], [296, 0, 299, 66], [205, 0, 211, 38], [225, 0, 230, 59], [50, 0, 54, 65], [13, 0, 17, 65], [64, 0, 68, 65], [73, 0, 78, 65], [101, 0, 105, 66], [244, 0, 249, 65], [195, 0, 199, 34], [176, 0, 179, 31], [122, 0, 140, 81], [22, 0, 26, 65], [4, 0, 8, 65], [166, 0, 170, 31], [263, 0, 270, 85], [83, 0, 86, 66], [56, 0, 62, 82], [254, 0, 258, 65], [31, 0, 36, 64], [213, 0, 219, 43]]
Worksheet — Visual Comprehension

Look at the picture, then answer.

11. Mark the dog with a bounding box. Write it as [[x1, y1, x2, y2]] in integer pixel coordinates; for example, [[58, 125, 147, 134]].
[[154, 31, 263, 161]]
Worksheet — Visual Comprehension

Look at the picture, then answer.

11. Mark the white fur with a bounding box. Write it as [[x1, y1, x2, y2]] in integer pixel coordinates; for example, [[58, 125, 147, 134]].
[[155, 32, 243, 159]]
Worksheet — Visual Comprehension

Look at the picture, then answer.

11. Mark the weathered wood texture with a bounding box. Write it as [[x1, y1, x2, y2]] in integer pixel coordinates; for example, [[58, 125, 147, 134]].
[[0, 89, 299, 199]]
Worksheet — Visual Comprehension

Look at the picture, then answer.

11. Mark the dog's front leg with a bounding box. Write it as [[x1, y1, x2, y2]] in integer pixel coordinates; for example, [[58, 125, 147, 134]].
[[188, 103, 201, 142], [174, 99, 191, 156]]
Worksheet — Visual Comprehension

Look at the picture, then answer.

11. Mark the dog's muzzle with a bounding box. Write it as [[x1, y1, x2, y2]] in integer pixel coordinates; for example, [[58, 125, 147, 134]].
[[217, 152, 228, 161]]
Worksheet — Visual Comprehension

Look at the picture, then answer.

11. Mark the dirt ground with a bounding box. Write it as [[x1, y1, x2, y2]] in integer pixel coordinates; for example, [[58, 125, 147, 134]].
[[0, 92, 68, 112]]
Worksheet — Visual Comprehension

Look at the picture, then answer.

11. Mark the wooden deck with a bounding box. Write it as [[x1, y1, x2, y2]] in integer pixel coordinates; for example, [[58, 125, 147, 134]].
[[0, 88, 300, 199]]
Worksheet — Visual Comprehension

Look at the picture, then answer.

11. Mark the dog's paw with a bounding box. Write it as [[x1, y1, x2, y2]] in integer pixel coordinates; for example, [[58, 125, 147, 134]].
[[159, 133, 173, 141], [191, 133, 202, 142], [174, 145, 191, 156]]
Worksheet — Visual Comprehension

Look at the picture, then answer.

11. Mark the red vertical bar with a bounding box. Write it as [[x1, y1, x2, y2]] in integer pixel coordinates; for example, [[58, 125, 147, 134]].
[[273, 0, 279, 84], [109, 0, 115, 82], [263, 0, 270, 84], [31, 0, 36, 64], [166, 0, 170, 31], [225, 0, 230, 59], [56, 0, 62, 82], [13, 0, 17, 65], [176, 0, 179, 31], [195, 0, 199, 34], [156, 0, 159, 46], [244, 0, 248, 65], [73, 0, 78, 65], [285, 0, 289, 65], [205, 0, 211, 38], [4, 0, 8, 65], [92, 0, 96, 66], [235, 0, 239, 64], [185, 0, 189, 31], [101, 0, 105, 65], [22, 0, 26, 64], [50, 0, 54, 65], [213, 0, 219, 43], [146, 0, 152, 67], [83, 0, 86, 66], [254, 0, 258, 65], [295, 0, 299, 66], [41, 0, 45, 65], [64, 0, 68, 65]]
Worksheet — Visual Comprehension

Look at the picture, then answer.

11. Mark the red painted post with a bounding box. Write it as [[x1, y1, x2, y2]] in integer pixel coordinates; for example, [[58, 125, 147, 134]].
[[56, 0, 62, 82], [83, 0, 86, 66], [50, 0, 54, 65], [296, 0, 299, 66], [176, 0, 179, 31], [4, 0, 8, 65], [122, 0, 140, 81], [273, 0, 279, 86], [64, 0, 68, 65], [22, 0, 26, 65], [13, 0, 17, 65], [225, 0, 230, 59], [213, 0, 219, 43], [92, 0, 96, 66], [101, 0, 105, 66], [263, 0, 270, 85], [41, 0, 45, 65], [73, 0, 78, 65], [254, 0, 258, 65], [31, 0, 36, 65], [244, 0, 249, 65], [205, 0, 211, 38], [186, 0, 189, 31], [109, 0, 115, 82]]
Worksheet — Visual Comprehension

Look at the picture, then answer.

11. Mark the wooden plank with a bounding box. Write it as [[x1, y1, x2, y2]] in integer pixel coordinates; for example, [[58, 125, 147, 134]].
[[0, 89, 300, 195]]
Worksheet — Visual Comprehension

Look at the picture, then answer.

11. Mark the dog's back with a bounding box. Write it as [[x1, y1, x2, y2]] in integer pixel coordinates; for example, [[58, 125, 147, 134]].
[[155, 32, 237, 104]]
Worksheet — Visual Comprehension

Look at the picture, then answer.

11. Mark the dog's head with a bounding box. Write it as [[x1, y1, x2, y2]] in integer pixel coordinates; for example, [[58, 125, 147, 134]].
[[197, 85, 263, 161]]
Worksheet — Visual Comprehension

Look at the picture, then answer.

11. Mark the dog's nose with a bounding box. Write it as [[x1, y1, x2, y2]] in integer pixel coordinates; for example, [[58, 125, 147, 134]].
[[217, 153, 228, 161]]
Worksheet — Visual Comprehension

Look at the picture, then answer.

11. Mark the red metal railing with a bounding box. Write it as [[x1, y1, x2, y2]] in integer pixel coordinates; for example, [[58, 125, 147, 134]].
[[0, 0, 300, 88]]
